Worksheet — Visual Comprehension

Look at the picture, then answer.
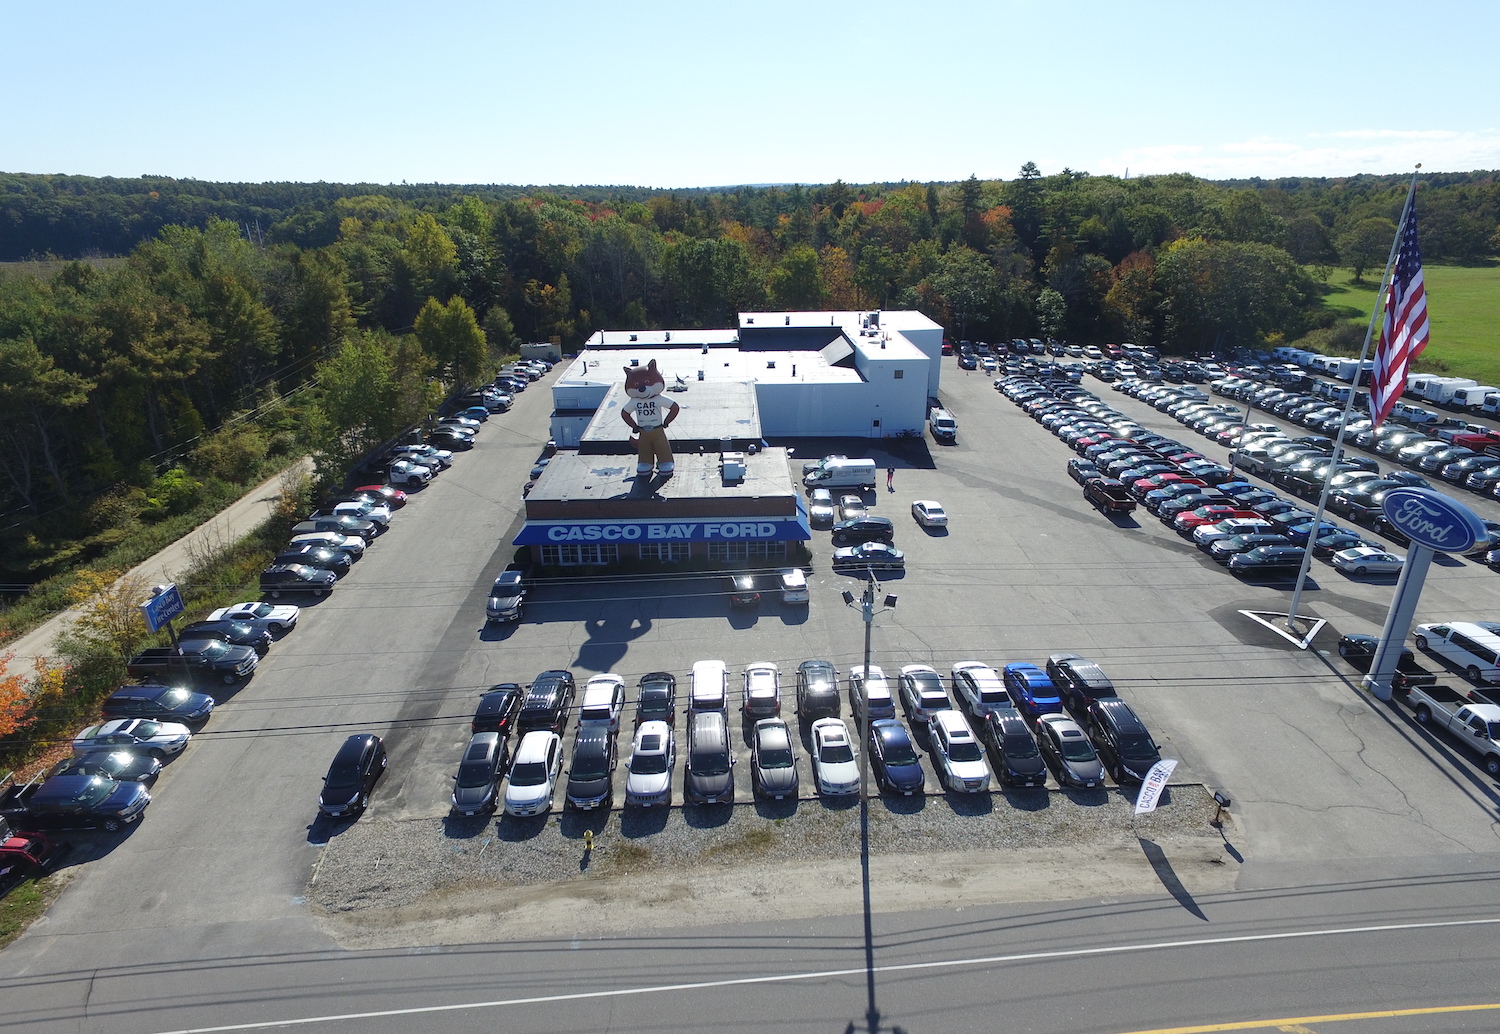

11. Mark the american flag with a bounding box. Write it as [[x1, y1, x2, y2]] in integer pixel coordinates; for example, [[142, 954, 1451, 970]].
[[1369, 202, 1430, 427]]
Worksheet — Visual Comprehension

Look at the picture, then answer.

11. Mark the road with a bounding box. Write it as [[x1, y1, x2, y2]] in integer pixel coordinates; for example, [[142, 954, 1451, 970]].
[[4, 854, 1500, 1033], [4, 354, 1500, 1032]]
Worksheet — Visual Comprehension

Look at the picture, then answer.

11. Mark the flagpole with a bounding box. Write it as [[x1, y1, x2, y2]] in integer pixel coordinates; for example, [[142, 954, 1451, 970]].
[[1282, 165, 1422, 639]]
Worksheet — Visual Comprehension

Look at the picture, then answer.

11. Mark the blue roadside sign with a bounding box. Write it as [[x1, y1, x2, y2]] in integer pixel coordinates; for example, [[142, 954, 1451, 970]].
[[139, 584, 185, 634]]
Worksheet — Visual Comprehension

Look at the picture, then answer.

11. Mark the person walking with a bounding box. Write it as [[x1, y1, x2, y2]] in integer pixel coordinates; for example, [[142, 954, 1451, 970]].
[[886, 466, 895, 492]]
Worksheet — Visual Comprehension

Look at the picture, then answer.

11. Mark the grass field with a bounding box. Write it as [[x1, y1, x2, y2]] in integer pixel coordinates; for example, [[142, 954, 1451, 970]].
[[1315, 263, 1500, 385]]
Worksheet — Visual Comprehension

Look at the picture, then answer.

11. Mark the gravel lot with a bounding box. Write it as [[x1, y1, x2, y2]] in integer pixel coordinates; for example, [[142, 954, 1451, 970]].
[[310, 783, 1228, 945]]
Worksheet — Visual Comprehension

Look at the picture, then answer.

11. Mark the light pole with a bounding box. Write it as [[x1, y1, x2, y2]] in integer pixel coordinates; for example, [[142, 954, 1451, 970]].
[[841, 572, 897, 1034]]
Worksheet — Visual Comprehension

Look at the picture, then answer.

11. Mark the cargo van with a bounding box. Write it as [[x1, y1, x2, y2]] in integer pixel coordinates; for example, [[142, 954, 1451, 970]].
[[928, 407, 957, 441], [1414, 622, 1500, 683], [1453, 386, 1499, 411], [803, 458, 878, 490]]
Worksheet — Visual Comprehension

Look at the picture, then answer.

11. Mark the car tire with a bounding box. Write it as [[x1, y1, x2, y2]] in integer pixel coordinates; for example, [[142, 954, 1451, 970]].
[[1486, 755, 1500, 778], [102, 817, 122, 833], [1414, 704, 1432, 724], [150, 748, 166, 759], [1467, 665, 1483, 682], [1414, 635, 1428, 650], [268, 589, 283, 599], [1354, 566, 1367, 575], [223, 672, 237, 685], [313, 588, 327, 597]]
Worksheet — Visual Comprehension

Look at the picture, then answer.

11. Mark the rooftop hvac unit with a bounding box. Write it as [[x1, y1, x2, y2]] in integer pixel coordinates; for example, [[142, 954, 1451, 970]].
[[720, 452, 747, 482]]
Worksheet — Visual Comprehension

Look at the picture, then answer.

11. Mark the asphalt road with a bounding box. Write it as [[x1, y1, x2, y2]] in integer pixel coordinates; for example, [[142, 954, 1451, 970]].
[[4, 355, 1500, 1033]]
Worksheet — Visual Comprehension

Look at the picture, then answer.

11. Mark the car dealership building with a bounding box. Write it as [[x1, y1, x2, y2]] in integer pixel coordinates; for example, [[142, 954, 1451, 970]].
[[513, 309, 943, 566]]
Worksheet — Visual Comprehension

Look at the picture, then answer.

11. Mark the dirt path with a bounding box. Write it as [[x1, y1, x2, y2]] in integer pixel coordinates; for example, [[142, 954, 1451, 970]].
[[4, 458, 312, 668]]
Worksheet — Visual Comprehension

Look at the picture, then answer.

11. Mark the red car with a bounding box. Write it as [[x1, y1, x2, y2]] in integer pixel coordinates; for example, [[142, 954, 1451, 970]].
[[351, 485, 407, 509], [1129, 473, 1206, 499], [1173, 506, 1259, 532]]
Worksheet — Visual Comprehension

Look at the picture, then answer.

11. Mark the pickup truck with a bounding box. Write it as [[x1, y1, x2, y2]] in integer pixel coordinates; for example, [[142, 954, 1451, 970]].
[[1405, 685, 1500, 776], [0, 816, 59, 880], [0, 774, 151, 833], [126, 640, 259, 684], [1083, 478, 1137, 513]]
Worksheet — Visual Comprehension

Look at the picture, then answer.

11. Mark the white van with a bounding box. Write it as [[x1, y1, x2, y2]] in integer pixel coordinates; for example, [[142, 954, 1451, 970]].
[[803, 458, 877, 489], [689, 660, 729, 714], [1453, 386, 1499, 411], [1414, 622, 1500, 683], [928, 407, 957, 441]]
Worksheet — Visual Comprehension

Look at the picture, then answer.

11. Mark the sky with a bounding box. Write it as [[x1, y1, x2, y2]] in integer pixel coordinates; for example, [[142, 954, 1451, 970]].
[[4, 0, 1498, 188]]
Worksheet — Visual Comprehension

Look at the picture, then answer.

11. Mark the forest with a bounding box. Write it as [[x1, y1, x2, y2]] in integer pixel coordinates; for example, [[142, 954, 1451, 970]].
[[2, 164, 1498, 590]]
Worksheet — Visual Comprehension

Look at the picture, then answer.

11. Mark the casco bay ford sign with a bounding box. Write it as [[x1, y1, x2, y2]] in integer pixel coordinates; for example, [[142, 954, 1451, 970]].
[[514, 517, 810, 545], [1379, 487, 1487, 554]]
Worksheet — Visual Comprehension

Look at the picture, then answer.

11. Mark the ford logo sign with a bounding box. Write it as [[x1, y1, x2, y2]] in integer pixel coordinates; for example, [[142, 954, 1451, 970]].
[[1379, 487, 1487, 553]]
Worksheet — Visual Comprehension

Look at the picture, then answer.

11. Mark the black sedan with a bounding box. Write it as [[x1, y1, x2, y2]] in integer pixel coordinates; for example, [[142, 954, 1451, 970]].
[[1067, 458, 1102, 485], [1228, 544, 1308, 575], [178, 619, 273, 654], [260, 563, 336, 598], [50, 749, 162, 784], [831, 516, 895, 545], [831, 542, 906, 572], [274, 544, 352, 576]]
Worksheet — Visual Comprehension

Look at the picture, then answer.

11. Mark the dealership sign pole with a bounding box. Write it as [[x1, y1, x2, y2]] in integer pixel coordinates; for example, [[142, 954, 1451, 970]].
[[1363, 488, 1486, 701]]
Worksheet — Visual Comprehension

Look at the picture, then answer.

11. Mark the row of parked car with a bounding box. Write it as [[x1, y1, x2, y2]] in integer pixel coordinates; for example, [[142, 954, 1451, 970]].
[[1000, 375, 1412, 579], [1212, 376, 1500, 501], [382, 653, 1168, 827], [1112, 375, 1500, 565]]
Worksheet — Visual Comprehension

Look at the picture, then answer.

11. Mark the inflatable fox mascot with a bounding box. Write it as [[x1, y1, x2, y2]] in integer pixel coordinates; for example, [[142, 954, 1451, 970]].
[[621, 360, 681, 476]]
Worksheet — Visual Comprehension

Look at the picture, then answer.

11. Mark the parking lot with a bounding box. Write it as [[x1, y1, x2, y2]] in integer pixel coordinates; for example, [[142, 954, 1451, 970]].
[[28, 351, 1500, 953]]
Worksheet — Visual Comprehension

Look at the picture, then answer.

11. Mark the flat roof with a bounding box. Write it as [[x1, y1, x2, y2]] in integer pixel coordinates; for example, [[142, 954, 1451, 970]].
[[580, 381, 762, 447], [524, 449, 799, 520], [557, 348, 865, 388]]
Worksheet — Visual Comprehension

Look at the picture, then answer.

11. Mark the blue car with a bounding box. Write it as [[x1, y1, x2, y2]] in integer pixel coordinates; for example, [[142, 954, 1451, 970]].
[[869, 719, 925, 795], [1003, 663, 1064, 722]]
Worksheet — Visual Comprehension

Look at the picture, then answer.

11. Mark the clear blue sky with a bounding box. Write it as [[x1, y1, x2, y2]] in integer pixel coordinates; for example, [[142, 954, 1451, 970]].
[[5, 0, 1496, 187]]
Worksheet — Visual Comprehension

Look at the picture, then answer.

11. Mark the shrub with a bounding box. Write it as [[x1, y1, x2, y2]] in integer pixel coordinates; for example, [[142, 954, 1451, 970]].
[[189, 425, 269, 483], [141, 468, 203, 521]]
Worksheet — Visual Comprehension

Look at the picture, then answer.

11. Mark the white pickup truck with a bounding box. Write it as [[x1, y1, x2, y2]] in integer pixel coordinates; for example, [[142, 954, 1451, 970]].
[[1405, 684, 1500, 776]]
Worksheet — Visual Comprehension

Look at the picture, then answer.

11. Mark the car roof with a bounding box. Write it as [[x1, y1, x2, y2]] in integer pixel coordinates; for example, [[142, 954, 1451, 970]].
[[932, 710, 973, 736]]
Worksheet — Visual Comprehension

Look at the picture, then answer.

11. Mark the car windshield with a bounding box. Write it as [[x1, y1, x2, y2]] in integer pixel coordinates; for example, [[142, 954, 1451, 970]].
[[632, 751, 669, 775], [821, 741, 854, 764], [1003, 733, 1039, 759], [1060, 736, 1097, 762], [882, 737, 918, 765], [132, 721, 160, 738], [948, 739, 984, 763], [1118, 734, 1156, 757], [758, 747, 794, 769], [509, 762, 548, 787], [325, 763, 360, 790], [572, 752, 609, 779], [456, 761, 495, 787], [690, 751, 730, 777], [160, 688, 191, 704], [195, 640, 227, 657], [244, 604, 272, 617]]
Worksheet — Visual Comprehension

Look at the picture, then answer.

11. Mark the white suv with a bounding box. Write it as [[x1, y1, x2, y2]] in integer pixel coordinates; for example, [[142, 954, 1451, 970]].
[[624, 721, 675, 807], [951, 661, 1012, 718], [929, 710, 991, 793], [578, 673, 626, 731], [503, 731, 561, 816]]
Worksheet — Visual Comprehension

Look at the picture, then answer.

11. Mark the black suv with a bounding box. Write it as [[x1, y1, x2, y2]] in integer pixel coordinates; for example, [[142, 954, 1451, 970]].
[[869, 719, 924, 796], [831, 516, 895, 546], [796, 660, 840, 718], [318, 734, 386, 818], [101, 683, 216, 724], [1043, 653, 1118, 712], [471, 684, 524, 735], [565, 725, 617, 810], [272, 544, 352, 576], [1084, 699, 1161, 784], [982, 710, 1048, 787], [635, 672, 677, 727], [517, 670, 576, 734], [728, 574, 760, 607]]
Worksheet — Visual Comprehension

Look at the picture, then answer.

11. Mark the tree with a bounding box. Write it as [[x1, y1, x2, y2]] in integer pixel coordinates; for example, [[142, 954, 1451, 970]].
[[483, 304, 520, 354], [1338, 218, 1398, 283], [925, 247, 997, 340], [768, 245, 826, 310], [1036, 288, 1066, 339], [64, 569, 150, 659], [414, 296, 486, 388], [0, 652, 38, 738], [1156, 238, 1316, 351]]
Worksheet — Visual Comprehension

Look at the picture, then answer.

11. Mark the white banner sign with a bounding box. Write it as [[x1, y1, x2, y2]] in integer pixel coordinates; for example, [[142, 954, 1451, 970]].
[[1133, 759, 1178, 815]]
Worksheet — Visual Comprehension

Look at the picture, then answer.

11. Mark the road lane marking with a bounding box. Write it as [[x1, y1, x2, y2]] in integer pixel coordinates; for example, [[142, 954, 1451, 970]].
[[1110, 1001, 1500, 1033], [148, 915, 1500, 1034]]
